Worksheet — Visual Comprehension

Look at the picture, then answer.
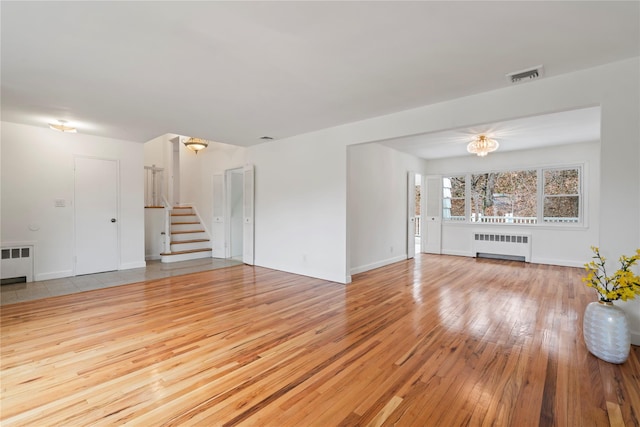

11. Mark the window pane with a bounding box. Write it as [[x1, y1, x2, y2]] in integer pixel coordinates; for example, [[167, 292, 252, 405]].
[[543, 167, 581, 223], [544, 196, 579, 222], [443, 176, 465, 221], [450, 177, 465, 198], [544, 169, 579, 195], [450, 199, 465, 217], [471, 171, 537, 224]]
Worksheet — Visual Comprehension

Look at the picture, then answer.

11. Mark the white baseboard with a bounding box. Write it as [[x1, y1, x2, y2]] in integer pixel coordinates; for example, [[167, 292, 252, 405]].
[[350, 255, 407, 276], [35, 270, 73, 281], [119, 261, 147, 270]]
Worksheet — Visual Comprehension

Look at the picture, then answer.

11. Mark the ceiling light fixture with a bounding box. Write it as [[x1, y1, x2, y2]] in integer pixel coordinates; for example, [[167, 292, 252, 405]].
[[183, 137, 209, 154], [467, 135, 499, 157], [49, 120, 77, 133]]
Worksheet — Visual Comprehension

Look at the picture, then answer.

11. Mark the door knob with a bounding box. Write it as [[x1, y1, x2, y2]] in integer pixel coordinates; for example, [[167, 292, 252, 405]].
[[111, 218, 117, 223]]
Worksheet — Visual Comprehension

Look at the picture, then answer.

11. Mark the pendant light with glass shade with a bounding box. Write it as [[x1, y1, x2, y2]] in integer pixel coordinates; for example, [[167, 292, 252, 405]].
[[49, 120, 77, 133], [467, 135, 499, 157], [183, 137, 209, 154]]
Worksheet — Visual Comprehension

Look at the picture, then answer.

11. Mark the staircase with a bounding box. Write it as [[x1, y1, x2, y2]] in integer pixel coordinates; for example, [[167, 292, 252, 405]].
[[160, 206, 212, 263]]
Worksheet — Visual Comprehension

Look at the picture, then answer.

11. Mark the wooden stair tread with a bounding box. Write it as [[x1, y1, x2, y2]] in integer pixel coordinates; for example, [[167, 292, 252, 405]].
[[160, 248, 212, 256], [172, 206, 192, 209], [171, 221, 200, 225], [171, 213, 196, 216], [170, 239, 210, 244], [144, 206, 164, 209], [171, 230, 205, 234]]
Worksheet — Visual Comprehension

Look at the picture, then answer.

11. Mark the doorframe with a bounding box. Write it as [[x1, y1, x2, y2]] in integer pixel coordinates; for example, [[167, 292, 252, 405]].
[[212, 165, 255, 264], [73, 155, 121, 275], [417, 173, 425, 255]]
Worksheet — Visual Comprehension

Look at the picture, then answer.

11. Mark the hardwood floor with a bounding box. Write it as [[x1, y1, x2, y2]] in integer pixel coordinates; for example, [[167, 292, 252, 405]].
[[1, 255, 639, 426]]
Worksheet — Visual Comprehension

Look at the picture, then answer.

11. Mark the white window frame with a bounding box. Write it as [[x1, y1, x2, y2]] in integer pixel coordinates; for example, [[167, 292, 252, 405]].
[[443, 176, 466, 222], [542, 166, 582, 225], [442, 165, 584, 227]]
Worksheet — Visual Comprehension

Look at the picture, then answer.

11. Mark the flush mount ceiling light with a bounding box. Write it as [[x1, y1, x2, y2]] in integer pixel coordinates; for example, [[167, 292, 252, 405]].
[[48, 120, 77, 133], [467, 135, 499, 157], [183, 137, 209, 154]]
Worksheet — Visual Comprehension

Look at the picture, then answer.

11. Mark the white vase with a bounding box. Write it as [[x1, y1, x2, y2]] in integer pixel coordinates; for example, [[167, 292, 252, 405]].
[[583, 301, 631, 364]]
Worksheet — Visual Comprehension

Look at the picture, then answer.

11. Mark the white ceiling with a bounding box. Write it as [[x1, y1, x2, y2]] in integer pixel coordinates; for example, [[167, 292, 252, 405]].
[[379, 106, 602, 159], [1, 2, 638, 152]]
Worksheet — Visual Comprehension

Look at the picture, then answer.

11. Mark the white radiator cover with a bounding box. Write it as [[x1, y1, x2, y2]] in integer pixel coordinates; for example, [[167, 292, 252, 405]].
[[1, 245, 34, 282], [472, 232, 531, 262]]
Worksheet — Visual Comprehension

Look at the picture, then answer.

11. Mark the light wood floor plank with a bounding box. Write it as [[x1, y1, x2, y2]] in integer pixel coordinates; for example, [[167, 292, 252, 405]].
[[2, 255, 639, 426]]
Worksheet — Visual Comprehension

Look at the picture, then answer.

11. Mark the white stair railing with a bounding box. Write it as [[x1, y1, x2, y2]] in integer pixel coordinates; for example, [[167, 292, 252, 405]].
[[144, 164, 165, 207]]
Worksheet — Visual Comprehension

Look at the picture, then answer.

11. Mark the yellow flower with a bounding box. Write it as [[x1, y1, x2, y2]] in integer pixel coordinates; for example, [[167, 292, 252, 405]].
[[583, 246, 640, 302]]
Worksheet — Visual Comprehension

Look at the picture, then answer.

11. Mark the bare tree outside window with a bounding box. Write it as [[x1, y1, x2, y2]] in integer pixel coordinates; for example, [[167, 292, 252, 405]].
[[471, 170, 537, 224], [544, 168, 580, 223], [441, 167, 581, 225], [443, 176, 465, 221]]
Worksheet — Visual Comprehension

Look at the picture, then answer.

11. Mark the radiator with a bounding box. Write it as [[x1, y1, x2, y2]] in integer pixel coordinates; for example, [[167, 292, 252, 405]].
[[1, 245, 34, 283], [472, 232, 531, 262]]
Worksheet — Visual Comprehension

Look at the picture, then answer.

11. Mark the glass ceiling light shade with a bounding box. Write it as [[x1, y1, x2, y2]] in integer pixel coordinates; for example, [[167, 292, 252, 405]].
[[467, 135, 499, 157], [49, 120, 77, 133], [183, 137, 209, 154]]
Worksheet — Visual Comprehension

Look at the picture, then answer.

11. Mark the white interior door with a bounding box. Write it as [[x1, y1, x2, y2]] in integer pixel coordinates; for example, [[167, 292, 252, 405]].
[[407, 171, 416, 259], [75, 157, 118, 275], [227, 169, 244, 259], [423, 175, 442, 254], [211, 173, 225, 258], [243, 164, 255, 265]]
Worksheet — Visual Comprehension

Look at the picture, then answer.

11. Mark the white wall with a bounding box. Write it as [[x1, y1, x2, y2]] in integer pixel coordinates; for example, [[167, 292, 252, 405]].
[[143, 134, 165, 169], [144, 208, 165, 260], [189, 141, 246, 247], [246, 57, 639, 341], [348, 143, 426, 274], [247, 133, 349, 283], [425, 141, 600, 267], [1, 121, 145, 280]]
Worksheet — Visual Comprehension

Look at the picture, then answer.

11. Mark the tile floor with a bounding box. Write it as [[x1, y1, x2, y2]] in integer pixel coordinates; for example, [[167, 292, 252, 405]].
[[0, 258, 243, 306]]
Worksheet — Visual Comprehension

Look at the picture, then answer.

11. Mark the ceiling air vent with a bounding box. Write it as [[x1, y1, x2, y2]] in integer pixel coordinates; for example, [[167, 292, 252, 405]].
[[506, 65, 544, 84]]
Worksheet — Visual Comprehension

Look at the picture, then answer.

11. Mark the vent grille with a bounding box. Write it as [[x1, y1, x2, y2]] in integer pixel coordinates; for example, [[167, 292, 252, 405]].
[[506, 65, 544, 84], [1, 245, 34, 284], [474, 233, 528, 244]]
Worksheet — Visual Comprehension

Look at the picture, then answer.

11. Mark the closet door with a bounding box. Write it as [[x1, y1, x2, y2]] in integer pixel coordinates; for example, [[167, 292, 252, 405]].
[[75, 157, 119, 274], [242, 164, 255, 265], [211, 173, 225, 258]]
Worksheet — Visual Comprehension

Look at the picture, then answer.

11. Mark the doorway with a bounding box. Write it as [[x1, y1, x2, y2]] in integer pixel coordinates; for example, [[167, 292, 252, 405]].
[[74, 157, 119, 275], [212, 165, 255, 265], [415, 173, 422, 255], [407, 172, 424, 258]]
